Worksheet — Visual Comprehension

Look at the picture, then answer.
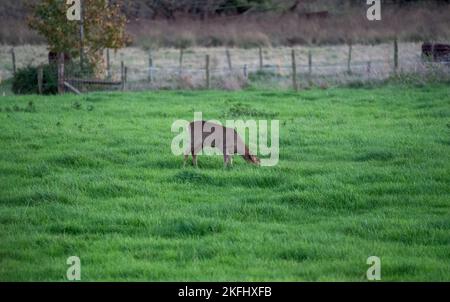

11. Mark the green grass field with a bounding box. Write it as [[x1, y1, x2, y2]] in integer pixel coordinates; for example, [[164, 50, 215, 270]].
[[0, 84, 449, 281]]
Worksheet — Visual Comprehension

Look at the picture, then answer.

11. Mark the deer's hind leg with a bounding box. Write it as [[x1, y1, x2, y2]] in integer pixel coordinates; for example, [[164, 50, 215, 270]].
[[190, 142, 204, 168], [183, 139, 202, 167], [183, 145, 194, 167], [183, 151, 190, 168]]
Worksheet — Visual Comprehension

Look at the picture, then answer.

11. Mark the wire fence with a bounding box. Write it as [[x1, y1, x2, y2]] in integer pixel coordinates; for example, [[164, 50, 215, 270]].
[[2, 42, 450, 93], [61, 56, 450, 92]]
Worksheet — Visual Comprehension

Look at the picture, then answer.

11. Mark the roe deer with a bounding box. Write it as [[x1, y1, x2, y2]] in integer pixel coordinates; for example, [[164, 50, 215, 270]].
[[184, 120, 260, 167]]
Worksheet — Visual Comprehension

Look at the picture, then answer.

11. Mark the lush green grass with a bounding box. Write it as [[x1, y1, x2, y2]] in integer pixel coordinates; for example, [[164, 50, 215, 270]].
[[0, 84, 449, 281]]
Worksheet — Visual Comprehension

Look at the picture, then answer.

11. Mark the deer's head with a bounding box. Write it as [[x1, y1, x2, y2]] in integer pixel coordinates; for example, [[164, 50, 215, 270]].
[[245, 154, 261, 166]]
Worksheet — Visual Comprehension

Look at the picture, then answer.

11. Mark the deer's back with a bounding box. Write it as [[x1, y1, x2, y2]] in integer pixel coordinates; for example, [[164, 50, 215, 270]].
[[189, 121, 244, 154]]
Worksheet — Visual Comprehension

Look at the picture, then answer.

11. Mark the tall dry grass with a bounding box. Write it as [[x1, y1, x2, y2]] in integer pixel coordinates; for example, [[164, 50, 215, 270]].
[[0, 19, 44, 45], [1, 2, 449, 47], [129, 5, 450, 49]]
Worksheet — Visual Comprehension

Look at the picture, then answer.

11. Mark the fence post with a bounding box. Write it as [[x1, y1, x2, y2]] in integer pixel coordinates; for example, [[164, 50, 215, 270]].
[[259, 47, 263, 70], [226, 49, 232, 71], [308, 49, 312, 76], [79, 0, 85, 71], [367, 61, 371, 77], [37, 66, 43, 94], [205, 54, 210, 89], [394, 37, 399, 73], [347, 42, 353, 74], [57, 53, 65, 94], [11, 48, 16, 76], [106, 49, 111, 80], [148, 51, 153, 83], [243, 64, 248, 79], [179, 48, 184, 76], [291, 49, 298, 91], [121, 61, 125, 91]]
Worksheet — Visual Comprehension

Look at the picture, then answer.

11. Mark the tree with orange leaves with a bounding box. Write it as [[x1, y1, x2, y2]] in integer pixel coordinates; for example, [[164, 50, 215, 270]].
[[28, 0, 131, 74]]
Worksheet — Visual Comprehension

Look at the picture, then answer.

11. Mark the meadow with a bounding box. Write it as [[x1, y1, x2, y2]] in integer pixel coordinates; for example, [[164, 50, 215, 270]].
[[0, 84, 449, 281]]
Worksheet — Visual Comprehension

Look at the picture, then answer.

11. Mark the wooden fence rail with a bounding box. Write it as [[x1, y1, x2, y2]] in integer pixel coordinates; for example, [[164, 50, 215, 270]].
[[66, 78, 122, 86]]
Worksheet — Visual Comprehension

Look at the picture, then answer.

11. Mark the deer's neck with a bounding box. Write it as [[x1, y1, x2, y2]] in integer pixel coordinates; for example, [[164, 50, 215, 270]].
[[239, 145, 252, 159]]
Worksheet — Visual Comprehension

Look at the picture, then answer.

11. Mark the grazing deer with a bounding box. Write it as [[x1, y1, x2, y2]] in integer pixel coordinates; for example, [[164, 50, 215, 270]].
[[184, 120, 260, 167]]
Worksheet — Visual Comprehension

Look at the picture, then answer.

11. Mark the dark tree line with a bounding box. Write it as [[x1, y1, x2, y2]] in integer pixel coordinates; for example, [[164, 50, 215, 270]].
[[120, 0, 277, 20], [118, 0, 450, 20], [1, 0, 449, 21]]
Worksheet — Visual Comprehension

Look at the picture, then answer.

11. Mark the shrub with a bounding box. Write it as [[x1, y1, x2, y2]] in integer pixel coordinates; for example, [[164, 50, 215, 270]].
[[11, 60, 97, 95], [12, 64, 58, 95], [248, 70, 278, 81], [223, 102, 278, 119], [177, 75, 196, 90], [217, 74, 247, 91]]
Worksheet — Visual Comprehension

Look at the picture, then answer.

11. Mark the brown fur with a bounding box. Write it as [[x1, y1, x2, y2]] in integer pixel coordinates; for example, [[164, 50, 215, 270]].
[[184, 120, 260, 167]]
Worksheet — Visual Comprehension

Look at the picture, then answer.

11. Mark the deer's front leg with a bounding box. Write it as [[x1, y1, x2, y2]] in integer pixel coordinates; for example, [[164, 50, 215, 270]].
[[192, 154, 198, 167], [191, 143, 204, 168], [224, 155, 232, 168]]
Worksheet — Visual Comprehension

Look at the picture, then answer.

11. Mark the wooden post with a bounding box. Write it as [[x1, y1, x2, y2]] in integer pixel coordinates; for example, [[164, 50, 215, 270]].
[[367, 61, 371, 76], [179, 48, 184, 76], [37, 66, 43, 94], [291, 49, 298, 91], [106, 49, 111, 80], [148, 51, 153, 83], [79, 0, 85, 71], [259, 47, 263, 70], [347, 43, 352, 74], [64, 81, 82, 95], [308, 50, 312, 76], [226, 49, 232, 71], [243, 64, 248, 79], [11, 48, 16, 76], [57, 53, 65, 94], [120, 61, 125, 91], [394, 37, 399, 73], [205, 54, 210, 89]]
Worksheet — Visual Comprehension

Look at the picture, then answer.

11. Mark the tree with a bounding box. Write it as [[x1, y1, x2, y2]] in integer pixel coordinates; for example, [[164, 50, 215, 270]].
[[28, 0, 131, 73]]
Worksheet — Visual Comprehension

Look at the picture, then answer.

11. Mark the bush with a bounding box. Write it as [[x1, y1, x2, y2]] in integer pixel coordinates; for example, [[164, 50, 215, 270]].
[[11, 60, 97, 95], [217, 74, 247, 91], [248, 70, 278, 81], [12, 64, 58, 95]]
